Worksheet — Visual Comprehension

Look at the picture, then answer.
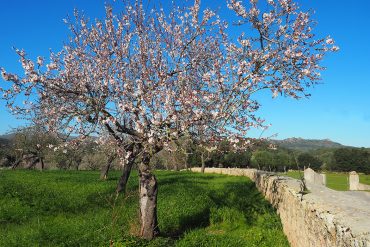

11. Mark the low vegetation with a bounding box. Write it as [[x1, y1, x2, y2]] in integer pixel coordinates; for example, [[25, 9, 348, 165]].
[[0, 170, 289, 247]]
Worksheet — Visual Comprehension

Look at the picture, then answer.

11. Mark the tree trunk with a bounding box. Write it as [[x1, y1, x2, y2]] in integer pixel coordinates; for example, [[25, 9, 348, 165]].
[[12, 157, 23, 169], [184, 153, 189, 171], [40, 158, 45, 170], [116, 158, 134, 194], [173, 156, 179, 171], [100, 155, 115, 180], [75, 158, 82, 171], [28, 157, 39, 169], [201, 152, 205, 173], [138, 160, 160, 240]]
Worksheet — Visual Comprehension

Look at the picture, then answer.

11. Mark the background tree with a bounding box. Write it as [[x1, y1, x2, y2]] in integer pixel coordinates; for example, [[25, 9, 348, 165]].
[[315, 149, 335, 171], [252, 150, 273, 170], [333, 148, 370, 173], [272, 151, 292, 172], [0, 139, 12, 167], [10, 126, 58, 170], [297, 152, 322, 170], [0, 0, 337, 239], [222, 151, 252, 168]]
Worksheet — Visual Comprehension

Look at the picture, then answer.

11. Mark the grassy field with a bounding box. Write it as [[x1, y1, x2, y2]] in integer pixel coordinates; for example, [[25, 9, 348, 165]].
[[0, 170, 289, 247], [360, 174, 370, 186], [284, 171, 370, 191]]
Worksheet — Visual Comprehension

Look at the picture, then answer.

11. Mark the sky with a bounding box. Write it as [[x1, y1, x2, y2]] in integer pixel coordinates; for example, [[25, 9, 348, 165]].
[[0, 0, 369, 147]]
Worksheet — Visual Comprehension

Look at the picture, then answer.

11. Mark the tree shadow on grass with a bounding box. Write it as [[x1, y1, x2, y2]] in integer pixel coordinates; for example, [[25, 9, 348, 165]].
[[160, 207, 211, 239], [156, 172, 278, 238], [156, 172, 221, 189], [207, 181, 276, 226]]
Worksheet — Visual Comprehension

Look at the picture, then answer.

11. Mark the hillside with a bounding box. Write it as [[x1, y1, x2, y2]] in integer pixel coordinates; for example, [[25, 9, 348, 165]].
[[0, 137, 10, 147], [0, 133, 15, 140], [271, 137, 345, 151]]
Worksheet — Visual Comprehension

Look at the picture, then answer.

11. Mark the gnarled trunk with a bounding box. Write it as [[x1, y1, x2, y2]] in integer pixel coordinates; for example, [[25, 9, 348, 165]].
[[138, 156, 159, 240], [100, 154, 115, 180]]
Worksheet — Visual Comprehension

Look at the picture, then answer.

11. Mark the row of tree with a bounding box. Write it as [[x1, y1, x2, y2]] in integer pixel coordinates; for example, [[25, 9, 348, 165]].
[[2, 128, 369, 174], [0, 127, 118, 175]]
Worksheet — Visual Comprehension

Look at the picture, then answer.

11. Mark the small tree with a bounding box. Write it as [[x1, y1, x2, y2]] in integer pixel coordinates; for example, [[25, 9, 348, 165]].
[[10, 126, 58, 170], [1, 0, 337, 239]]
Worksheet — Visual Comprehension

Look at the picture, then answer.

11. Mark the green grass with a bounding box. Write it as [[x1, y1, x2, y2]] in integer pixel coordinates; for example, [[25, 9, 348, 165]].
[[360, 174, 370, 185], [284, 171, 370, 191], [0, 170, 289, 247], [283, 171, 302, 180], [325, 173, 349, 191]]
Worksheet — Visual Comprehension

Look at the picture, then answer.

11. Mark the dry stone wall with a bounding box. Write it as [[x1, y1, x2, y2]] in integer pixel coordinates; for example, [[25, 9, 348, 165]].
[[191, 167, 370, 247]]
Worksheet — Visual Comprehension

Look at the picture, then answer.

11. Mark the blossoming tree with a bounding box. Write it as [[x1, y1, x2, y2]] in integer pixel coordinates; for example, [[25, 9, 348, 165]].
[[0, 0, 337, 239]]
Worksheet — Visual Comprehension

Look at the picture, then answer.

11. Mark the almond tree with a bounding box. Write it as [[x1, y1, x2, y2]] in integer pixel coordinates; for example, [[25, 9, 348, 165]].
[[0, 0, 337, 239], [10, 126, 57, 170]]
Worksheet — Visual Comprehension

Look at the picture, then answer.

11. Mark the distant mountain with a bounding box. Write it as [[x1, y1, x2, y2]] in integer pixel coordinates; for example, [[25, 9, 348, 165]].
[[271, 137, 345, 151], [0, 133, 16, 147], [0, 133, 15, 140]]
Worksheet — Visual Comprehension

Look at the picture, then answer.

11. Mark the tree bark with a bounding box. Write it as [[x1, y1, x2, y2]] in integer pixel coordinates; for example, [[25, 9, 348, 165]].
[[100, 154, 115, 180], [116, 158, 134, 194], [75, 158, 82, 171], [12, 157, 23, 169], [201, 152, 205, 173], [173, 155, 179, 171], [40, 158, 45, 170], [184, 153, 189, 171], [27, 157, 40, 169], [138, 159, 160, 240]]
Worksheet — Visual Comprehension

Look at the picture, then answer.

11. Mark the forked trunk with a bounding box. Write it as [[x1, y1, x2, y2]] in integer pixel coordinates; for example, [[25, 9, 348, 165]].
[[100, 155, 115, 180], [138, 158, 159, 239], [201, 152, 205, 173], [116, 158, 134, 194]]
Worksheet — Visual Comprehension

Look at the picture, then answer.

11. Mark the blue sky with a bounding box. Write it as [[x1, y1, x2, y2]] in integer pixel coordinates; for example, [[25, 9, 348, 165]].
[[0, 0, 369, 147]]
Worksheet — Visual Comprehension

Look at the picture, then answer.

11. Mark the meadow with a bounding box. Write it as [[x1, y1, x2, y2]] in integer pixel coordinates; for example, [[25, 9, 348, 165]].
[[0, 170, 289, 247], [284, 171, 370, 191]]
